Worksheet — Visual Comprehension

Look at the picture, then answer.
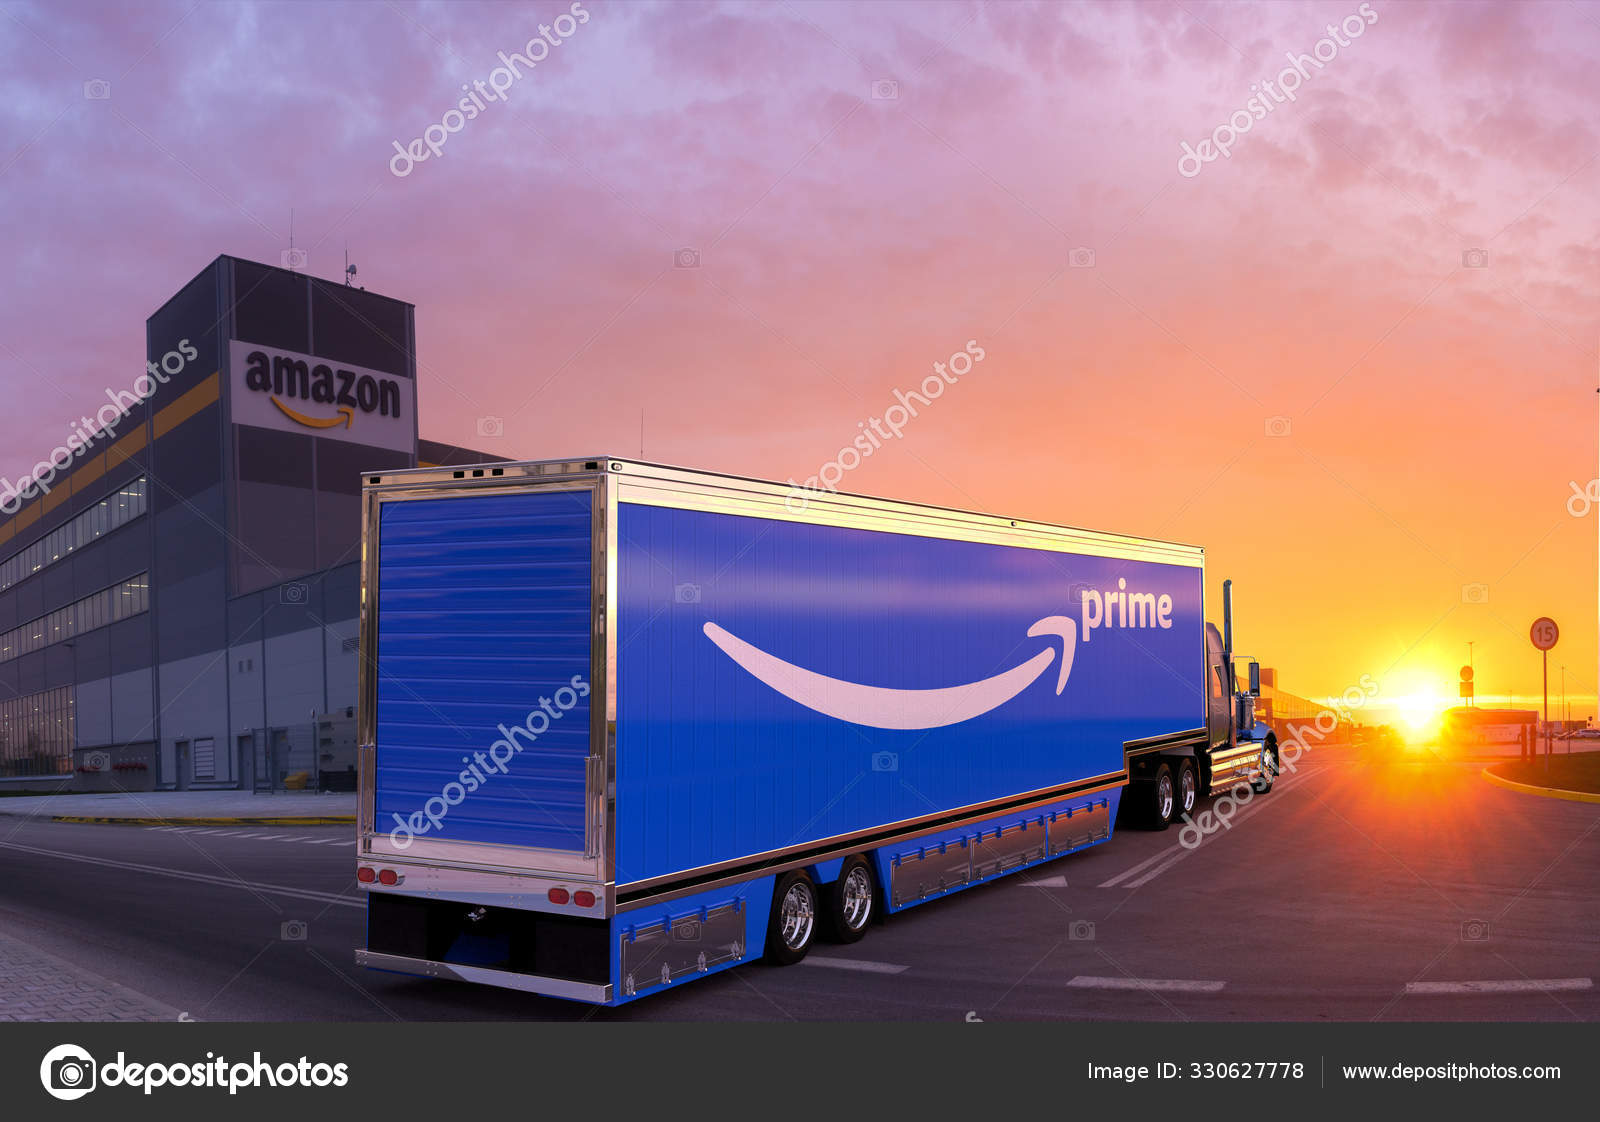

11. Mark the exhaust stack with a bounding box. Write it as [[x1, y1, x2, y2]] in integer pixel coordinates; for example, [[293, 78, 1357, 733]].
[[1222, 579, 1233, 663]]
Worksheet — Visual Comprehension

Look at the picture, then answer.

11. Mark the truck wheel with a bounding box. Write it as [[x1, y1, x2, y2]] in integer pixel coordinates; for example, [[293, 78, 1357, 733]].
[[1253, 745, 1276, 794], [1146, 764, 1174, 831], [764, 870, 818, 965], [1173, 759, 1197, 824], [821, 856, 877, 944]]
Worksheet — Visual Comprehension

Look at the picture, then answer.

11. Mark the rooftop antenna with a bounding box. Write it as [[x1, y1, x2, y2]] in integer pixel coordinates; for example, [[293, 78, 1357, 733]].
[[288, 208, 296, 271], [640, 409, 644, 458]]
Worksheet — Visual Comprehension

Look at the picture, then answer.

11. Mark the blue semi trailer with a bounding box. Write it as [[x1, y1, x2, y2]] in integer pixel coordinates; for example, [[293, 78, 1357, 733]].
[[353, 457, 1275, 1004]]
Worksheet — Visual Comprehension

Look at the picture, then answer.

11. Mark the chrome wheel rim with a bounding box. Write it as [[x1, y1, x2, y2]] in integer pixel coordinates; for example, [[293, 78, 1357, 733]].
[[1157, 774, 1174, 820], [840, 866, 873, 931], [1180, 768, 1196, 814], [780, 881, 815, 950], [1260, 748, 1274, 779]]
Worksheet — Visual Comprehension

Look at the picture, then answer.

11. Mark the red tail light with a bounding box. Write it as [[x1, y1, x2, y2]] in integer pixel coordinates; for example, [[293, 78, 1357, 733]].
[[573, 890, 596, 908], [377, 869, 399, 886], [357, 867, 376, 883], [547, 887, 570, 905]]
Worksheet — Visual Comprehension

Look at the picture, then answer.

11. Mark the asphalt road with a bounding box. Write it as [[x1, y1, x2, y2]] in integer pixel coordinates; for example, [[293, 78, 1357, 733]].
[[2, 747, 1596, 1021]]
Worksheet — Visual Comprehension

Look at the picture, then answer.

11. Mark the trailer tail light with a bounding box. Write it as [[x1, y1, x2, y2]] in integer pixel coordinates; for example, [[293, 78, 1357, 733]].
[[547, 887, 570, 905], [573, 890, 596, 908], [377, 869, 400, 886], [357, 867, 376, 883]]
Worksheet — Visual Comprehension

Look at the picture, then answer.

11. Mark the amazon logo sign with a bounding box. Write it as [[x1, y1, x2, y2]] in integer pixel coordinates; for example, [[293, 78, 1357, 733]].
[[227, 340, 415, 453]]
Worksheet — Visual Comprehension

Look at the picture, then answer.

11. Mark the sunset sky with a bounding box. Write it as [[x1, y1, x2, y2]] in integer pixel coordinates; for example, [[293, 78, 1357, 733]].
[[2, 0, 1596, 719]]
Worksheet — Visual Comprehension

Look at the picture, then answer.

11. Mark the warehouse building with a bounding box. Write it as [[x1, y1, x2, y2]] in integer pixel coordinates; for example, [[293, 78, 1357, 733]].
[[0, 255, 497, 791]]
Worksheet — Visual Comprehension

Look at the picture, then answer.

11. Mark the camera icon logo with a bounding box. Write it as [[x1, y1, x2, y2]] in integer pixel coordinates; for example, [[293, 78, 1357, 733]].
[[83, 79, 111, 100], [673, 919, 702, 942], [477, 415, 505, 438], [281, 247, 308, 270], [674, 248, 700, 269], [1460, 918, 1489, 942], [1264, 415, 1292, 438], [1461, 583, 1490, 605], [281, 919, 308, 941], [1068, 246, 1096, 268], [871, 751, 898, 772], [871, 79, 899, 100], [1068, 919, 1096, 941], [1461, 248, 1489, 269], [83, 750, 111, 772], [40, 1044, 98, 1100], [674, 582, 701, 604], [281, 581, 308, 605]]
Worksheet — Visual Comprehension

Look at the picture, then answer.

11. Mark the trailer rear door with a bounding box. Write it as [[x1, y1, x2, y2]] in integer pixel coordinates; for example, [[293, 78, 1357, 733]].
[[364, 482, 601, 874]]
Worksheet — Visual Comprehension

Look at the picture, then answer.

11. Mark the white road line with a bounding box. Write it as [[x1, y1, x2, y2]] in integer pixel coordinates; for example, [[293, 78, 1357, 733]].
[[1098, 765, 1324, 889], [1097, 843, 1181, 889], [0, 839, 364, 909], [334, 841, 357, 847], [308, 838, 345, 845], [1067, 976, 1226, 993], [1406, 978, 1593, 995], [227, 833, 268, 840], [802, 956, 909, 975], [1023, 874, 1069, 887]]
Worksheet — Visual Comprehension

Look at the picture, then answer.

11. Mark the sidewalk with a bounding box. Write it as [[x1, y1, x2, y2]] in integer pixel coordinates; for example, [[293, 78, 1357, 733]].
[[0, 790, 356, 825], [0, 927, 185, 1022]]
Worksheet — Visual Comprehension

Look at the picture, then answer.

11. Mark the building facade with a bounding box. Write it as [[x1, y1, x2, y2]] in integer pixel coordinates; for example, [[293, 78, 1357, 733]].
[[0, 255, 495, 791]]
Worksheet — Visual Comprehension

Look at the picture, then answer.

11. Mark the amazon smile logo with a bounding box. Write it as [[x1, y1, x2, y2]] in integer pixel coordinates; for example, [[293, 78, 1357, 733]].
[[242, 349, 403, 429], [703, 617, 1077, 730], [702, 580, 1177, 729]]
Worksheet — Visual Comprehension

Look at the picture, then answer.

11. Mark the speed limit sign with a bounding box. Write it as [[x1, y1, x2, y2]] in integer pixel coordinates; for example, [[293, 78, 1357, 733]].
[[1530, 617, 1559, 651]]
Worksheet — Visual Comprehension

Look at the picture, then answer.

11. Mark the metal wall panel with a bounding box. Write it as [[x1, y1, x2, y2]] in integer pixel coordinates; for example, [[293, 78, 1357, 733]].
[[373, 489, 593, 851], [615, 502, 1203, 887]]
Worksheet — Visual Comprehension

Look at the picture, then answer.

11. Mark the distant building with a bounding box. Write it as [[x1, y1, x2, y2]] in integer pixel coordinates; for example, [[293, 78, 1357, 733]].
[[1440, 707, 1537, 755], [0, 256, 502, 791]]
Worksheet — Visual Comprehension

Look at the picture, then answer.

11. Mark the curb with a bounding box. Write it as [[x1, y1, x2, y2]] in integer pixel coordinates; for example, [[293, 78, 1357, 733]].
[[49, 815, 356, 826], [1480, 768, 1600, 805]]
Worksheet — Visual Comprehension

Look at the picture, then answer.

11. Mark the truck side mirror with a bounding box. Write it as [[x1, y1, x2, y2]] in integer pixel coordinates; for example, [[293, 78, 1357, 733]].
[[1248, 662, 1261, 696]]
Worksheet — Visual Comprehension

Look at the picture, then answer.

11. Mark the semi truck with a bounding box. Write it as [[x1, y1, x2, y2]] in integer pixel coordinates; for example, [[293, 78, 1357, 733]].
[[353, 457, 1275, 1004]]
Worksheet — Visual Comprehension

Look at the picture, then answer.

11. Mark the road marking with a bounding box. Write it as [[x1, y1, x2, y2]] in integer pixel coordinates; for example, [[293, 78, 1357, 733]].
[[1023, 874, 1069, 887], [1098, 765, 1324, 889], [1405, 978, 1593, 995], [802, 956, 909, 975], [0, 839, 364, 909], [1067, 976, 1226, 993], [1097, 843, 1181, 889]]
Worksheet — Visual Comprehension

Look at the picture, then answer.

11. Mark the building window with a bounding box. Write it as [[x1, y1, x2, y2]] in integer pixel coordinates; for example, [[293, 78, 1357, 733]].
[[0, 685, 74, 778], [0, 573, 150, 664], [0, 477, 147, 593]]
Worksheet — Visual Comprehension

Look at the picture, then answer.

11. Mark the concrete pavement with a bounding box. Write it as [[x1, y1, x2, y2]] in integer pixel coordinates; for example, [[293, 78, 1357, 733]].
[[0, 748, 1595, 1021], [0, 790, 356, 825]]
